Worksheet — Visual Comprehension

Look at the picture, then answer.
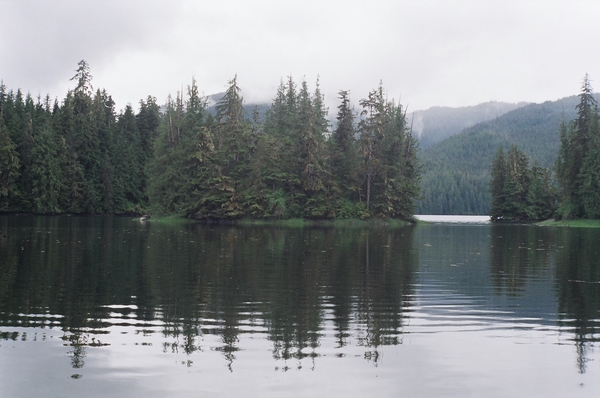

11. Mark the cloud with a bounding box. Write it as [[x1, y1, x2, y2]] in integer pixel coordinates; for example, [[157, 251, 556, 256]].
[[2, 0, 600, 113]]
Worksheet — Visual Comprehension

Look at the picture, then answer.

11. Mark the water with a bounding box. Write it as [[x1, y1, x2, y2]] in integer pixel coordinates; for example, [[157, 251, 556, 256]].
[[415, 214, 490, 224], [1, 215, 600, 397]]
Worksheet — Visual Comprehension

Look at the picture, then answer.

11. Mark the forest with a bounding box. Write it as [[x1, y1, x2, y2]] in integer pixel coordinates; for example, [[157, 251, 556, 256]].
[[418, 89, 600, 215], [0, 61, 420, 221], [489, 75, 600, 221]]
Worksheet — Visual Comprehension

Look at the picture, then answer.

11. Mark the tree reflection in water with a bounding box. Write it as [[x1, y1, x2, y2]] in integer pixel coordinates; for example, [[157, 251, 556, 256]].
[[1, 216, 599, 376]]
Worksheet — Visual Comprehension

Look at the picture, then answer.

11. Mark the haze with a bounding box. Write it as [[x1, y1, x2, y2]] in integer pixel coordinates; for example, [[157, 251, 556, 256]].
[[2, 0, 599, 112]]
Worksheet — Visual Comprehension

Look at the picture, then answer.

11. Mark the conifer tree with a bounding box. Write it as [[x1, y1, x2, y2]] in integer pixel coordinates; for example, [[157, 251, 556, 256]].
[[556, 74, 600, 219], [357, 83, 419, 218], [330, 91, 356, 180], [358, 85, 386, 212], [490, 145, 555, 221], [137, 96, 161, 157], [30, 124, 67, 213], [297, 79, 329, 217], [526, 165, 556, 220], [197, 75, 248, 219], [0, 122, 20, 211], [489, 147, 507, 221], [111, 105, 145, 213]]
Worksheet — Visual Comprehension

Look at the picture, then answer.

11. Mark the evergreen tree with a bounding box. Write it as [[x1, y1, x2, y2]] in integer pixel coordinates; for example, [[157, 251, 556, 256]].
[[297, 79, 330, 217], [357, 83, 420, 218], [54, 92, 84, 212], [196, 75, 248, 219], [358, 85, 386, 212], [91, 89, 117, 213], [578, 107, 600, 219], [30, 124, 68, 213], [258, 77, 303, 218], [14, 95, 36, 211], [147, 79, 213, 217], [0, 67, 422, 221], [137, 96, 161, 157], [329, 90, 362, 217], [111, 105, 145, 213], [0, 122, 20, 211], [526, 165, 556, 220], [556, 74, 600, 219], [490, 145, 555, 221], [383, 101, 420, 218], [489, 147, 507, 221]]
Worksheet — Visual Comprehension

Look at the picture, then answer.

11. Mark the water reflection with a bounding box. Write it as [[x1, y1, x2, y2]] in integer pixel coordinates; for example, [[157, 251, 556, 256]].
[[554, 227, 600, 373], [489, 225, 558, 296], [488, 224, 600, 373], [0, 217, 417, 372], [1, 216, 600, 380]]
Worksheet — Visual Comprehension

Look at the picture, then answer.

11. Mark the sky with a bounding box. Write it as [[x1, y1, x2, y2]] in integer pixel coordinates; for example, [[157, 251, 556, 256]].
[[2, 0, 600, 114]]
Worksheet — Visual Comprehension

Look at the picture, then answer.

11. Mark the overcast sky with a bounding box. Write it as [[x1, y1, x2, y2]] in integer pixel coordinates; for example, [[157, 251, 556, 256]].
[[2, 0, 600, 113]]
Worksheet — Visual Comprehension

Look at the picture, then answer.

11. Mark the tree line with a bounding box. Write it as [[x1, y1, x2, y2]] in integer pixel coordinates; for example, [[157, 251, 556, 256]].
[[0, 61, 420, 220], [490, 74, 600, 221]]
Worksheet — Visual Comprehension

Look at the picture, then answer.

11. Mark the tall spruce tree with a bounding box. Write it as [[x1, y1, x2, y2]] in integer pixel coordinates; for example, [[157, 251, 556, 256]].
[[358, 84, 386, 212], [0, 122, 20, 211], [489, 147, 507, 221], [381, 101, 420, 218], [296, 79, 330, 217], [556, 74, 600, 219], [197, 75, 248, 219], [357, 83, 420, 218], [258, 77, 303, 218], [330, 91, 356, 185], [147, 79, 213, 217], [30, 125, 67, 213]]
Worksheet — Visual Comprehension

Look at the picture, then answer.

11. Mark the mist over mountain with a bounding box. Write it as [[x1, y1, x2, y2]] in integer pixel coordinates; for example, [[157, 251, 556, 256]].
[[418, 94, 600, 215], [409, 101, 529, 149]]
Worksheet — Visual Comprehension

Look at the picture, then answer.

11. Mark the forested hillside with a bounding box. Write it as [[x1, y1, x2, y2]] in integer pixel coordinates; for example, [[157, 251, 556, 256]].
[[0, 62, 420, 220], [418, 94, 599, 215], [410, 101, 527, 149]]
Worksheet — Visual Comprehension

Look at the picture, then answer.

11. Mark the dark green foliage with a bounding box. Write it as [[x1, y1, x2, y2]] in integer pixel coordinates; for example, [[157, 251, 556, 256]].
[[489, 145, 556, 222], [111, 105, 146, 213], [147, 85, 210, 216], [489, 147, 506, 220], [196, 75, 249, 219], [556, 75, 600, 219], [329, 90, 361, 212], [357, 83, 420, 218], [0, 61, 149, 215], [0, 122, 20, 210], [30, 125, 67, 214], [526, 166, 556, 221], [420, 131, 507, 214], [419, 91, 599, 215], [0, 65, 420, 220]]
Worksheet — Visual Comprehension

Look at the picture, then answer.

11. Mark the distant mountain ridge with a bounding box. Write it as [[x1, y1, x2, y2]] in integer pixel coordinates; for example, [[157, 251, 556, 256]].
[[409, 101, 529, 149], [418, 94, 600, 215]]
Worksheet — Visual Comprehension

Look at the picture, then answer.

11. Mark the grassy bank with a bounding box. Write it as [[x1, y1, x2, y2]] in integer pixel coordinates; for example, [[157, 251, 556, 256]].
[[536, 219, 600, 228], [238, 217, 415, 228], [141, 215, 197, 225], [143, 215, 416, 228]]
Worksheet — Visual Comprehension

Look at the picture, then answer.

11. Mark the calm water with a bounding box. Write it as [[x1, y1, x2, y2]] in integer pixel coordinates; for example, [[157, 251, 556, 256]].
[[1, 216, 600, 397]]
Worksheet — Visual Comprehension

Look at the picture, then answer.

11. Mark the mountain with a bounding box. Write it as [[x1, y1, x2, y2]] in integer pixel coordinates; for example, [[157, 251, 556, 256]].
[[418, 94, 600, 215], [410, 101, 529, 149]]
